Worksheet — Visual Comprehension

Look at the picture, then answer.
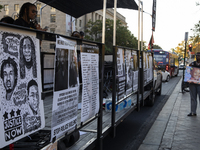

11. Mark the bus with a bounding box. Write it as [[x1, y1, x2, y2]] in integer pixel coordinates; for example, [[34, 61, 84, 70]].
[[151, 49, 179, 77]]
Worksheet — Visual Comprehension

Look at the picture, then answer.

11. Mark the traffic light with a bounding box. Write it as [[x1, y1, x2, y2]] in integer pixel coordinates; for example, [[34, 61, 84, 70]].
[[189, 44, 192, 52]]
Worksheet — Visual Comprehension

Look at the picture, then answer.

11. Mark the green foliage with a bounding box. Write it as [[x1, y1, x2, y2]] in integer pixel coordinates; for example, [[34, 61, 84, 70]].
[[153, 44, 162, 49], [0, 5, 3, 12], [85, 19, 138, 54]]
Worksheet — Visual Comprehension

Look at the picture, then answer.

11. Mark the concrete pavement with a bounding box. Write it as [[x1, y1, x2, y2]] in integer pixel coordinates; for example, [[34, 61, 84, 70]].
[[138, 78, 200, 150]]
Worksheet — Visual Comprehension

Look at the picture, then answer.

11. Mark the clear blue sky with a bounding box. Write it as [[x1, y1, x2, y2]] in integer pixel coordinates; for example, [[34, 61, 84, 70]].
[[118, 0, 200, 51]]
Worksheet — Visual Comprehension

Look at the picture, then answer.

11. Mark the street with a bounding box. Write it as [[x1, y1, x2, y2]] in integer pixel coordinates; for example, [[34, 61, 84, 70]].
[[103, 71, 183, 150]]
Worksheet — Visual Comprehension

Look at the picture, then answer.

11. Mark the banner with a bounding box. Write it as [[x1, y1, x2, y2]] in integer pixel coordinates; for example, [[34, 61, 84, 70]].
[[184, 66, 200, 84], [51, 36, 78, 142], [0, 31, 45, 148], [80, 43, 99, 122], [152, 0, 156, 31]]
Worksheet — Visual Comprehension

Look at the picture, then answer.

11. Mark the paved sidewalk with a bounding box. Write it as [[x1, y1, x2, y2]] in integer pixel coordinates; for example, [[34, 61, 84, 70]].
[[138, 79, 200, 150]]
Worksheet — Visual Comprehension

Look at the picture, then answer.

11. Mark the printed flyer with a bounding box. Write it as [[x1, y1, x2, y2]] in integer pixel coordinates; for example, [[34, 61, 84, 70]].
[[51, 36, 78, 142], [80, 43, 99, 122], [0, 31, 45, 148]]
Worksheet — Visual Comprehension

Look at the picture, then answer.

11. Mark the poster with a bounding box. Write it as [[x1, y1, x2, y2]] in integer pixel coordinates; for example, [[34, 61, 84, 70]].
[[117, 48, 125, 100], [184, 66, 200, 84], [80, 43, 99, 122], [51, 36, 78, 142], [126, 50, 133, 95], [0, 31, 45, 148]]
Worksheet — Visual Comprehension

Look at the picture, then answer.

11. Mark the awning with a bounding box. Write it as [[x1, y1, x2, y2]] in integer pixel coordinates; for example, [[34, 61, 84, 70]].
[[38, 0, 138, 18]]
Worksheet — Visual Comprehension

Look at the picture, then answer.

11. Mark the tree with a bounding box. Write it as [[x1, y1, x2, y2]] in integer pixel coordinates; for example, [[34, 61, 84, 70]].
[[85, 19, 138, 54], [152, 44, 162, 49], [0, 5, 3, 12]]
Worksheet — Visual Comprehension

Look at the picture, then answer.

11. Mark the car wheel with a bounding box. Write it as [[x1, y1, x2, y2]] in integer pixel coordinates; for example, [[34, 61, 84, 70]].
[[157, 80, 162, 95], [166, 75, 170, 82], [147, 90, 155, 106]]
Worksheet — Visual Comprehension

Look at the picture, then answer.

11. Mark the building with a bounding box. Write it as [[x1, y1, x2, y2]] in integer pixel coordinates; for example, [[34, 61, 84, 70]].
[[0, 0, 127, 52]]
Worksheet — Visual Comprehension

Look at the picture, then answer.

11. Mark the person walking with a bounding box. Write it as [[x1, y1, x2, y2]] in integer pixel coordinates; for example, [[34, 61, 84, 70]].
[[188, 52, 200, 116]]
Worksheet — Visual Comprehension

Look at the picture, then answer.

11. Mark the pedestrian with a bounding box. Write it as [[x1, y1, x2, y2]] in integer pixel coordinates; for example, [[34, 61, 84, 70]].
[[188, 52, 200, 116]]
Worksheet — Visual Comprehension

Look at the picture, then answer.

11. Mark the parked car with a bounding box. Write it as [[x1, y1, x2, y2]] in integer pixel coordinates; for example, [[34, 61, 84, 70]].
[[179, 64, 184, 70], [161, 70, 170, 82]]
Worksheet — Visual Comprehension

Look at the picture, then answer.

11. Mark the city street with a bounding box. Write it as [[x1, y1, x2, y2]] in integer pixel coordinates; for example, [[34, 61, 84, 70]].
[[103, 71, 183, 150]]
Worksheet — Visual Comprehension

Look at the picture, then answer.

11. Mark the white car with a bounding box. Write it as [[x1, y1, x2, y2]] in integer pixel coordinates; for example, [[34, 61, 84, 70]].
[[161, 70, 170, 82]]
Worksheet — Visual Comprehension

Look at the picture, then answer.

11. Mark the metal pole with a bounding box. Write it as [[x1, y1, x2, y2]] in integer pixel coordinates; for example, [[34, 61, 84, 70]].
[[138, 0, 141, 50], [113, 0, 117, 46], [102, 0, 107, 44], [40, 4, 47, 27]]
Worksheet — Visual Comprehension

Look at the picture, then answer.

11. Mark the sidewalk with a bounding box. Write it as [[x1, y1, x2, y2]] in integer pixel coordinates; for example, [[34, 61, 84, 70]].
[[138, 79, 200, 150]]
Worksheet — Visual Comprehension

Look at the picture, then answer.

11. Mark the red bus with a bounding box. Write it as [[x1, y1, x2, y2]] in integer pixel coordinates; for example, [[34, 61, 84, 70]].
[[151, 49, 179, 77]]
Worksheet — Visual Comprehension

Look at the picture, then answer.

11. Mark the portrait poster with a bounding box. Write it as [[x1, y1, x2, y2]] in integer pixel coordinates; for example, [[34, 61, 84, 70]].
[[184, 66, 200, 84], [51, 36, 78, 142], [117, 48, 126, 100], [80, 43, 99, 122], [0, 31, 44, 148], [126, 50, 133, 95]]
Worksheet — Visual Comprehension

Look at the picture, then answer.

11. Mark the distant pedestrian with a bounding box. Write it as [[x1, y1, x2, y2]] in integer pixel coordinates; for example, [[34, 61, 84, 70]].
[[80, 31, 84, 39], [0, 16, 14, 24], [188, 52, 200, 116]]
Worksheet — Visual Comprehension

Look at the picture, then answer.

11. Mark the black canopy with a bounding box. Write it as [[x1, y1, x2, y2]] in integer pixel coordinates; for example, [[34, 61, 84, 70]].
[[38, 0, 138, 18]]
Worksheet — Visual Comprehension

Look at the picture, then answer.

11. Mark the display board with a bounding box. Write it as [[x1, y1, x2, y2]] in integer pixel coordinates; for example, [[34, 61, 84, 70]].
[[0, 29, 45, 148]]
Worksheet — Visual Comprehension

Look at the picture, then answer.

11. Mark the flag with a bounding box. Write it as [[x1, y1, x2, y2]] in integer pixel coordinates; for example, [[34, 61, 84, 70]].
[[148, 34, 154, 49]]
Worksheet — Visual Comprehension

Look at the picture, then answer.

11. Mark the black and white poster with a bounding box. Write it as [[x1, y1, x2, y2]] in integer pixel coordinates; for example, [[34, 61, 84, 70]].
[[51, 36, 78, 142], [80, 43, 99, 122], [0, 30, 44, 148], [125, 50, 133, 95], [117, 48, 125, 100]]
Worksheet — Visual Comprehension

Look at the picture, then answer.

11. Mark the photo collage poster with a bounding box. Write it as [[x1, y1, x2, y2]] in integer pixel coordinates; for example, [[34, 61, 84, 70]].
[[132, 51, 138, 91], [125, 50, 133, 95], [117, 48, 126, 100], [51, 36, 78, 142], [184, 66, 200, 84], [0, 31, 45, 148], [80, 43, 99, 122]]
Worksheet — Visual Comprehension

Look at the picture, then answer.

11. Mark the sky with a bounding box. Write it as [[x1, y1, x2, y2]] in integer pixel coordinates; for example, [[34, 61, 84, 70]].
[[117, 0, 200, 51]]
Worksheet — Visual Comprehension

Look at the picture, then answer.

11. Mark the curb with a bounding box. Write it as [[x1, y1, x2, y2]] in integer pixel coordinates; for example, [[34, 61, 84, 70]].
[[138, 78, 182, 150]]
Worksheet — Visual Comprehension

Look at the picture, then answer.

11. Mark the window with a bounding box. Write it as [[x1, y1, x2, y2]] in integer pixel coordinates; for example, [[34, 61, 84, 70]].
[[36, 3, 41, 10], [36, 15, 40, 23], [51, 7, 55, 12], [14, 4, 19, 11], [50, 14, 56, 22], [50, 28, 55, 33], [75, 19, 77, 26], [79, 20, 82, 27], [14, 15, 18, 20], [50, 43, 55, 49], [4, 5, 8, 11]]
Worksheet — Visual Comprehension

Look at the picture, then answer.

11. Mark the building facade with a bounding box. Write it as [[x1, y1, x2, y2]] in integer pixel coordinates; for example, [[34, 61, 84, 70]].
[[0, 0, 127, 52]]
